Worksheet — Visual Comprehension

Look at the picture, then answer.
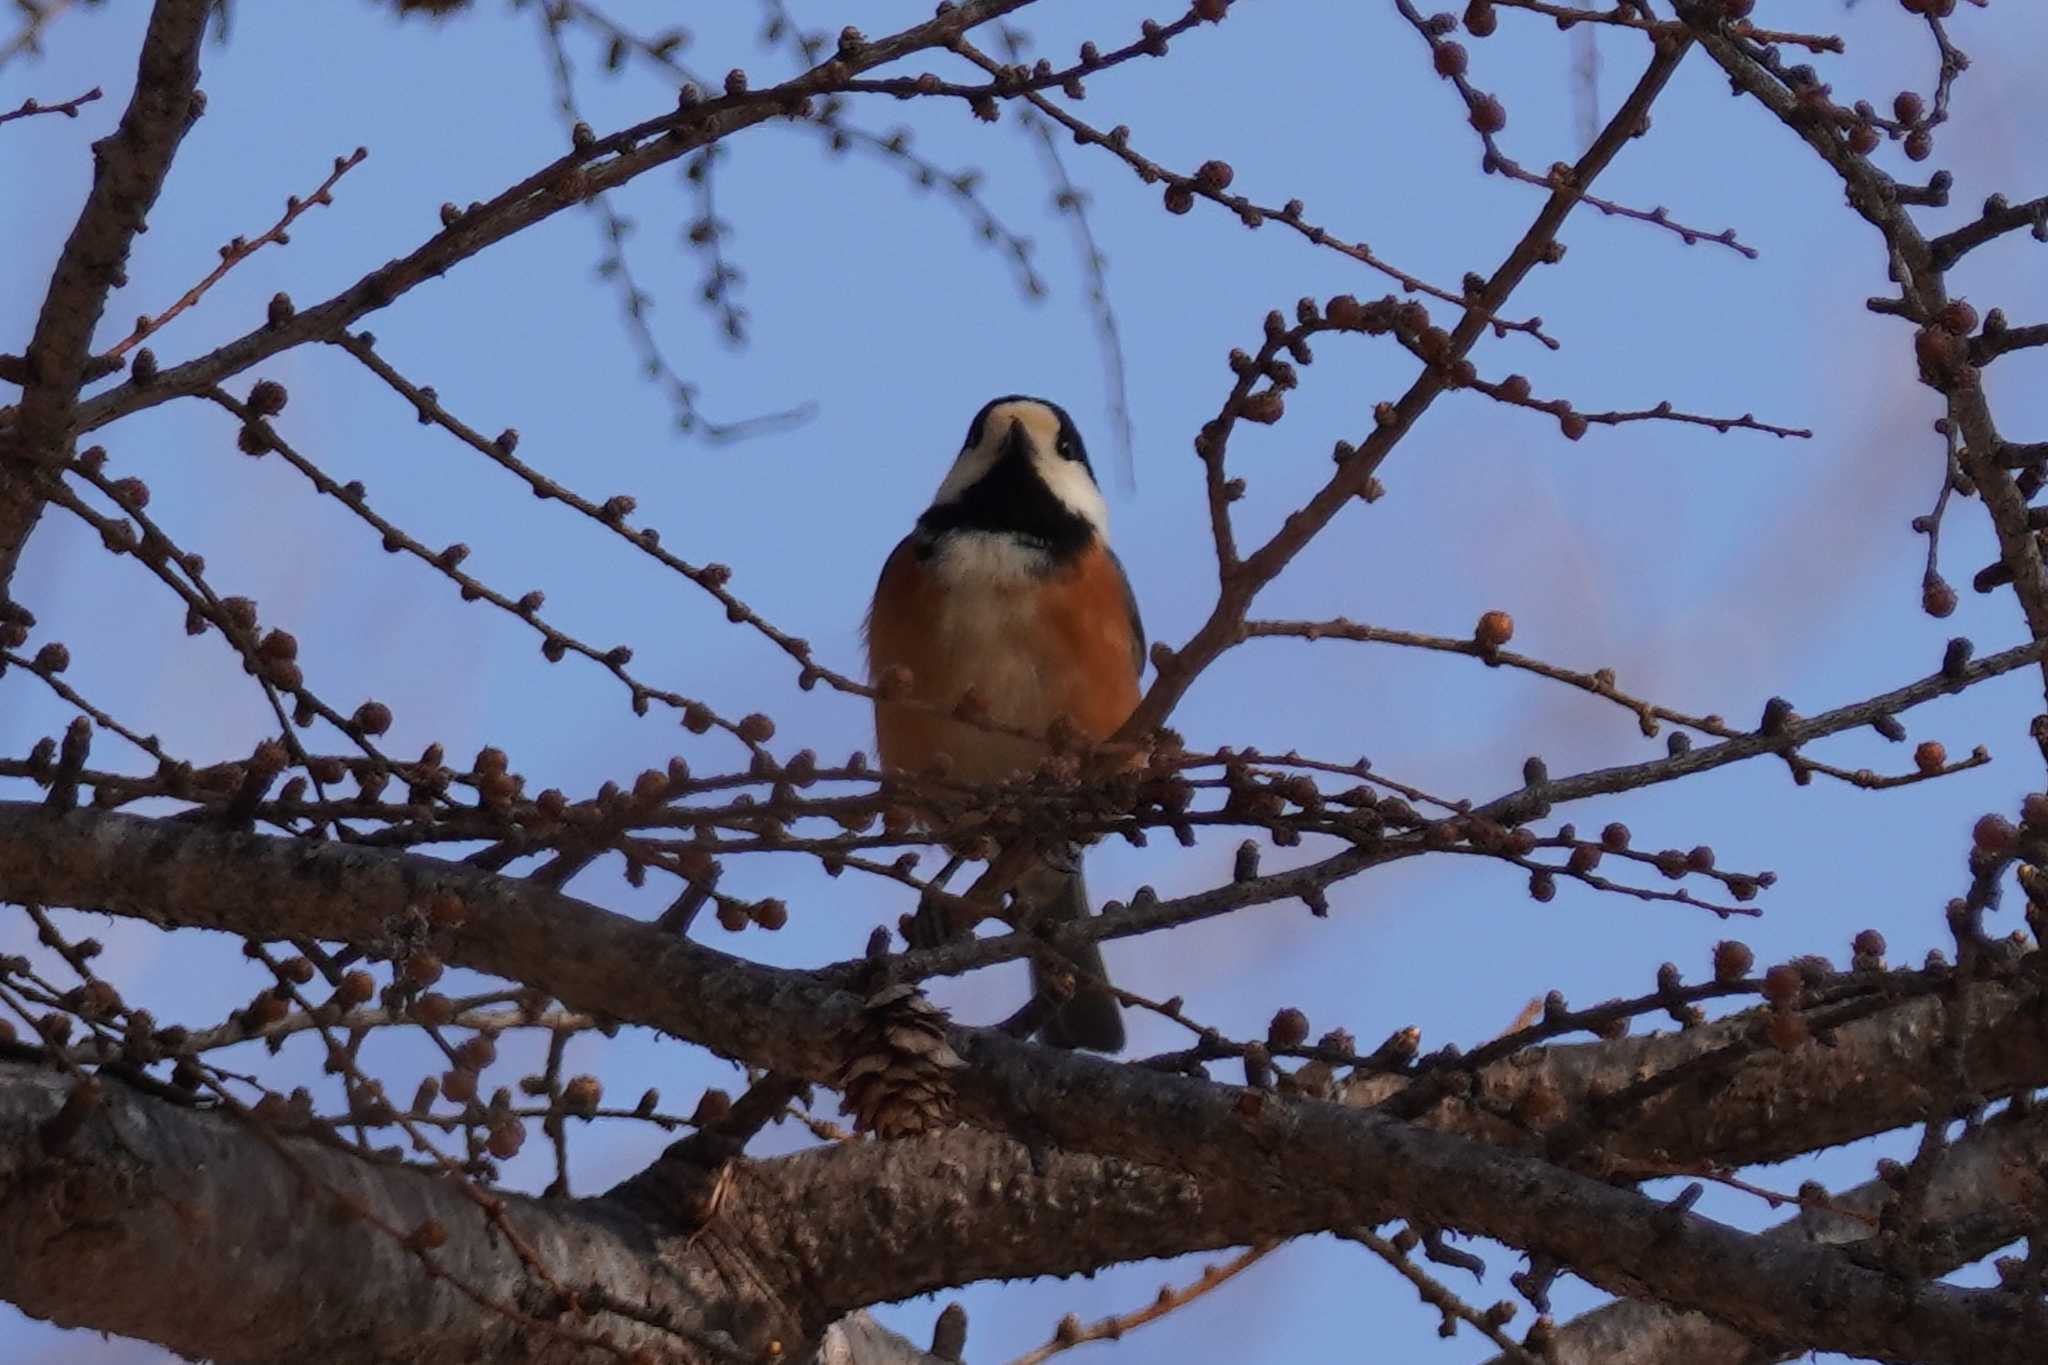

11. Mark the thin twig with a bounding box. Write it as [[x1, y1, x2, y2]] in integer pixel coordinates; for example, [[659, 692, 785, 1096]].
[[0, 85, 101, 126], [1005, 1243, 1274, 1365], [99, 148, 366, 362]]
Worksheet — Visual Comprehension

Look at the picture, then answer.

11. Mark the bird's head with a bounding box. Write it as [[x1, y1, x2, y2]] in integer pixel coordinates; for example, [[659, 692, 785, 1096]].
[[922, 395, 1107, 551]]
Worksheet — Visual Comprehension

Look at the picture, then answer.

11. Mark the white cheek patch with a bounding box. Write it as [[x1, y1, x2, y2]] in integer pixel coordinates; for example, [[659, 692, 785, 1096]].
[[930, 444, 997, 508], [1032, 447, 1109, 538]]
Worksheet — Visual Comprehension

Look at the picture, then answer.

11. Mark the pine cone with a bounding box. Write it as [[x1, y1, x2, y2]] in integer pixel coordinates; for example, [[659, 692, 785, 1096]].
[[835, 984, 966, 1138]]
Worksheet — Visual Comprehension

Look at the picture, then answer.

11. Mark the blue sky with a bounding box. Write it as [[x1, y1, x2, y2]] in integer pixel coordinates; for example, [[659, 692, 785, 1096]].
[[6, 2, 2048, 1361]]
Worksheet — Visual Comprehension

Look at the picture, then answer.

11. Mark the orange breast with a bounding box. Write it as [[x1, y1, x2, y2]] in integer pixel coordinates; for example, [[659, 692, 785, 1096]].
[[865, 536, 1140, 783]]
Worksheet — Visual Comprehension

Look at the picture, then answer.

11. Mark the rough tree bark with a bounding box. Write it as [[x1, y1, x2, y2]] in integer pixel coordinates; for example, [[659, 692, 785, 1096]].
[[0, 0, 207, 582], [5, 803, 2047, 1362], [7, 1, 2048, 1362]]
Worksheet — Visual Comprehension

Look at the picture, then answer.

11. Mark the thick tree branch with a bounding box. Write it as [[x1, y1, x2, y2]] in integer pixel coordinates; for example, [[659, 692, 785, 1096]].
[[0, 1051, 1285, 1365], [946, 1030, 2042, 1363], [1346, 974, 2048, 1172], [1484, 1101, 2048, 1365], [621, 1126, 1290, 1329], [3, 6, 2040, 1364], [13, 803, 2047, 1180], [0, 0, 207, 587], [0, 1059, 778, 1364], [4, 805, 2047, 1361]]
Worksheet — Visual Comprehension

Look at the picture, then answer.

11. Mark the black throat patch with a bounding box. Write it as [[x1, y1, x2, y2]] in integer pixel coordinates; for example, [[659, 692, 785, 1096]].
[[915, 434, 1093, 564]]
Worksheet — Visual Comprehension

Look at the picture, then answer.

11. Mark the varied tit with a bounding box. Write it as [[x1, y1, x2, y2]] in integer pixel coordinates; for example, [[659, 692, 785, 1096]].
[[864, 395, 1143, 1052]]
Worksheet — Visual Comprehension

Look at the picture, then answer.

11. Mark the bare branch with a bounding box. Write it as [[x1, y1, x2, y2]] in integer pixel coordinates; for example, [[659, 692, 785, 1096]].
[[1003, 1244, 1273, 1365], [100, 147, 366, 363], [1929, 193, 2048, 271], [5, 5, 2045, 1361], [1484, 1101, 2048, 1365], [7, 805, 2048, 1361], [0, 0, 209, 586], [59, 0, 1040, 439], [1673, 0, 2048, 706], [0, 85, 101, 126], [1464, 372, 1811, 439], [0, 1060, 763, 1363], [1122, 36, 1695, 739]]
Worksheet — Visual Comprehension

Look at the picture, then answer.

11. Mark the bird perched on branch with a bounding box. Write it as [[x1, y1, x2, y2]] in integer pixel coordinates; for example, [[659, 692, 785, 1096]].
[[864, 396, 1143, 1052]]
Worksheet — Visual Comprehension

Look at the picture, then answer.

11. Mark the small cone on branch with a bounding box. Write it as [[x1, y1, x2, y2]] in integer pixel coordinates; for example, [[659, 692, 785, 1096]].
[[834, 984, 966, 1138]]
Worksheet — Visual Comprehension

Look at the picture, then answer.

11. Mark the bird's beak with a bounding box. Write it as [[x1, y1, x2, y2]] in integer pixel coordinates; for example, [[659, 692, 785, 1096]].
[[999, 418, 1031, 464]]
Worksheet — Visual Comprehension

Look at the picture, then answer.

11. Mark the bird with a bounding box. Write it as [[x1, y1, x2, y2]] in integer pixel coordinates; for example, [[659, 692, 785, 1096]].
[[863, 395, 1143, 1052]]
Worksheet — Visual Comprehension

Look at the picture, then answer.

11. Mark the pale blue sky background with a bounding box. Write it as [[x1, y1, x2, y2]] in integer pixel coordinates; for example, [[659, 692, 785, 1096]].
[[5, 2, 2048, 1362]]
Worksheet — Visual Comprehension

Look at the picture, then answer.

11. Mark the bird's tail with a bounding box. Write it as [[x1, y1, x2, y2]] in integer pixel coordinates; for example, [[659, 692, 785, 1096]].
[[1021, 855, 1125, 1053]]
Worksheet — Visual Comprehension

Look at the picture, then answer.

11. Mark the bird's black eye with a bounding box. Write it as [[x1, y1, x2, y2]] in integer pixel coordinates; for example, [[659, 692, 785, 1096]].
[[1055, 433, 1076, 459]]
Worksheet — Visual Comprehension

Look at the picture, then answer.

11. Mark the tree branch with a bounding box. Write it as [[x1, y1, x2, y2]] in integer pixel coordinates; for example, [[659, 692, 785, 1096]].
[[1483, 1101, 2048, 1365], [1346, 975, 2048, 1171], [1928, 193, 2048, 272], [0, 0, 208, 587], [1673, 1, 2048, 705], [0, 86, 102, 126], [871, 634, 2045, 988], [1120, 36, 1695, 740], [5, 804, 2048, 1361], [0, 1059, 776, 1363], [55, 0, 1035, 442]]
